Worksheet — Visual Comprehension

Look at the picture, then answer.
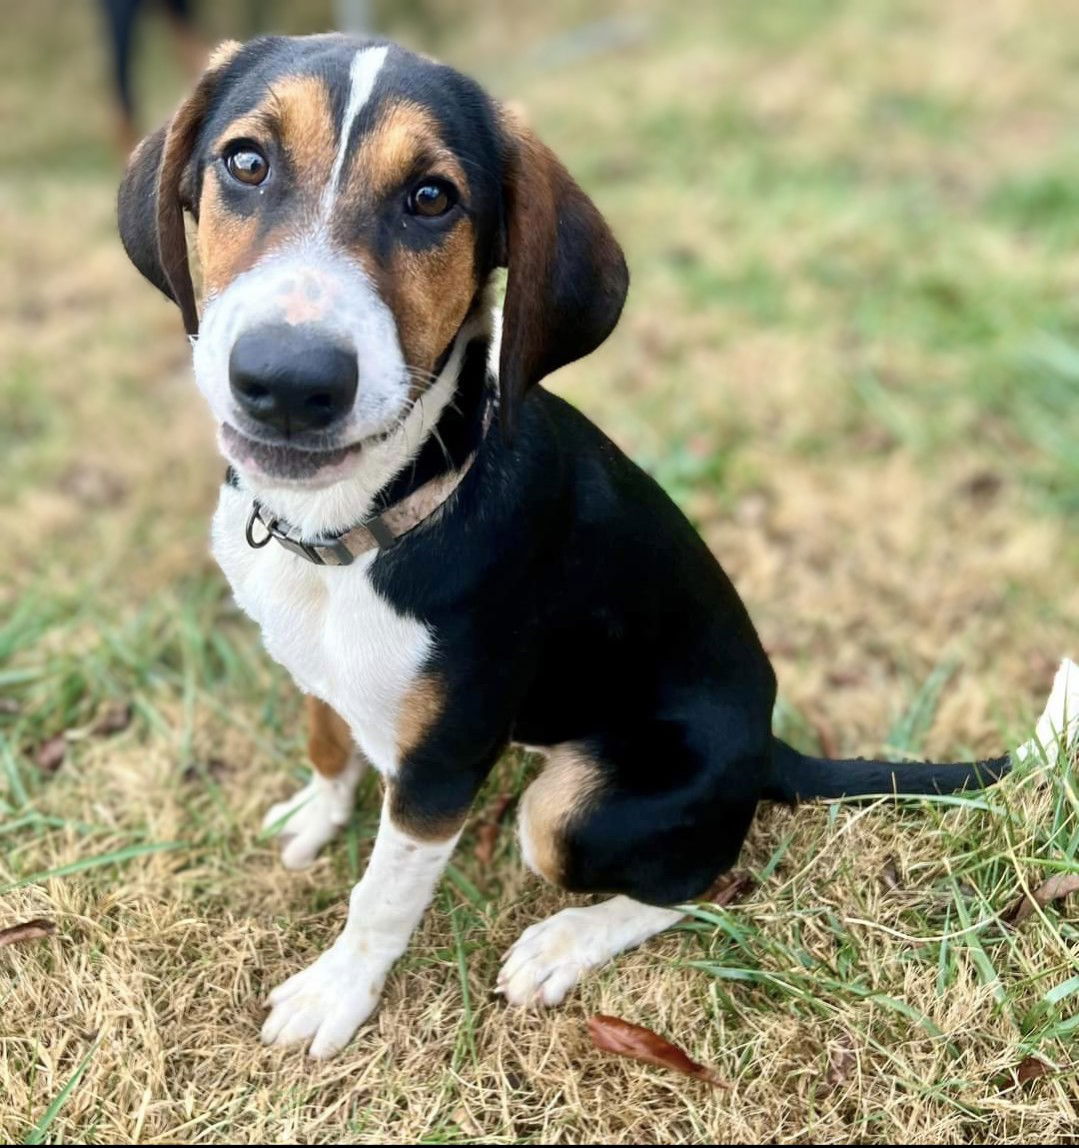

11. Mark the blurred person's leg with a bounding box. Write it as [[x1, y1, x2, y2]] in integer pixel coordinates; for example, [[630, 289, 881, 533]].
[[98, 0, 141, 156], [162, 0, 209, 78]]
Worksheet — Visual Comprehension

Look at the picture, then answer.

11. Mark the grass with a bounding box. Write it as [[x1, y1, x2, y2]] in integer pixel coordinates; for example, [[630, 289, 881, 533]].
[[2, 0, 1079, 1141]]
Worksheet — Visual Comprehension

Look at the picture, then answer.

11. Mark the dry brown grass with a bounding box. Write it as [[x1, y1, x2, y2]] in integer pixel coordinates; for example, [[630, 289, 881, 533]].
[[2, 0, 1079, 1142]]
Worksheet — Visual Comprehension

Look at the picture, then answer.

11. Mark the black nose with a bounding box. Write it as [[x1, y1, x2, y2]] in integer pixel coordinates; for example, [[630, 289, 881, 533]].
[[229, 324, 358, 436]]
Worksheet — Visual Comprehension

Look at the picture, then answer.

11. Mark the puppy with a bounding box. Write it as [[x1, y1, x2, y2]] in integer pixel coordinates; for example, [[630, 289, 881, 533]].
[[118, 34, 1079, 1058]]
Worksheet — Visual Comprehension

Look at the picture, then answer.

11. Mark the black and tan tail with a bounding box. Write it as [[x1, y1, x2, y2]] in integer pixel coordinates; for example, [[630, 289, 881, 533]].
[[765, 658, 1079, 803]]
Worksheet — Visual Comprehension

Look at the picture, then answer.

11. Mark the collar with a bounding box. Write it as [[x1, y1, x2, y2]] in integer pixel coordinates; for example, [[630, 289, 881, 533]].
[[229, 452, 479, 567], [229, 371, 494, 567]]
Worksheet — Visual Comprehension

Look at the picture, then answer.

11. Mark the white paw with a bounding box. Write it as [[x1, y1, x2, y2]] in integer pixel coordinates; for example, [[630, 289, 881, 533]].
[[496, 907, 605, 1007], [261, 941, 385, 1059], [262, 761, 361, 870]]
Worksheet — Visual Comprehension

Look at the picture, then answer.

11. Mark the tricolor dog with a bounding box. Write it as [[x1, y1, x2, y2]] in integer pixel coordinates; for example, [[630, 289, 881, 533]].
[[118, 34, 1079, 1059]]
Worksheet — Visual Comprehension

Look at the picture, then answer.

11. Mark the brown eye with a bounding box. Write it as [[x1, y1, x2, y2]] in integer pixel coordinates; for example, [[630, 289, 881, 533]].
[[224, 145, 269, 186], [408, 179, 456, 218]]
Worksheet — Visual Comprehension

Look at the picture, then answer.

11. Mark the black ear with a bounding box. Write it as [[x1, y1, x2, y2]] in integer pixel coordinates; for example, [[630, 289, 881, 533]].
[[497, 115, 629, 439], [118, 126, 174, 302], [117, 41, 242, 337]]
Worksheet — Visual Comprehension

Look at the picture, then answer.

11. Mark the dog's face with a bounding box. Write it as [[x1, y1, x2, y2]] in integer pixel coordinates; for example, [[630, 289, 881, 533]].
[[119, 35, 628, 488]]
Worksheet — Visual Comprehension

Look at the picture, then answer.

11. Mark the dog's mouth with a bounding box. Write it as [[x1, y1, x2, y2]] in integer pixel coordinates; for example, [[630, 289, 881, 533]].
[[221, 424, 369, 485]]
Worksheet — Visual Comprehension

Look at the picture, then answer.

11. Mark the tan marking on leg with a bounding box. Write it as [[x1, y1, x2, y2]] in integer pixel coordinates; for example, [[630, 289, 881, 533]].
[[518, 745, 606, 886], [396, 673, 444, 761], [341, 100, 466, 203], [387, 782, 467, 843], [306, 695, 354, 779]]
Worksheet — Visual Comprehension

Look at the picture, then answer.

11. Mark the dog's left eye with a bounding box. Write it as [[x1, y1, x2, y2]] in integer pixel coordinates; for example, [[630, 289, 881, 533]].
[[407, 179, 457, 218], [224, 144, 269, 187]]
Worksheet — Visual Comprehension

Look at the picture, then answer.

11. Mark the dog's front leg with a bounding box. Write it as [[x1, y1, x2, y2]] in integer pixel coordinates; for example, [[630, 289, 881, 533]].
[[262, 696, 367, 870], [260, 791, 460, 1059]]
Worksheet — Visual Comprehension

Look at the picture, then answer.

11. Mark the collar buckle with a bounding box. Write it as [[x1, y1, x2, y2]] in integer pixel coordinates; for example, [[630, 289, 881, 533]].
[[245, 503, 356, 566], [275, 532, 355, 567], [271, 533, 329, 565]]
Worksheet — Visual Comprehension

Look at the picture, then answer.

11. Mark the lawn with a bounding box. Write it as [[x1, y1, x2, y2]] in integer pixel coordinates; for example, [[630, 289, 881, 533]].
[[2, 0, 1079, 1142]]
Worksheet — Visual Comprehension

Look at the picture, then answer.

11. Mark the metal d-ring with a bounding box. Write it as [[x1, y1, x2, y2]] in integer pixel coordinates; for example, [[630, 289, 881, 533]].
[[245, 503, 275, 549]]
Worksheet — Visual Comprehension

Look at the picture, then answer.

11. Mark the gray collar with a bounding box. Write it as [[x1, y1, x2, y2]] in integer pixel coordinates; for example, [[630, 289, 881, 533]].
[[229, 449, 478, 567]]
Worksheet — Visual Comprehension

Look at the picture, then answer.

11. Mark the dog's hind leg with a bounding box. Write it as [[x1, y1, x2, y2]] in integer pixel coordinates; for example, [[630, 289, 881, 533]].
[[499, 729, 762, 1006], [498, 895, 683, 1006], [262, 695, 367, 870]]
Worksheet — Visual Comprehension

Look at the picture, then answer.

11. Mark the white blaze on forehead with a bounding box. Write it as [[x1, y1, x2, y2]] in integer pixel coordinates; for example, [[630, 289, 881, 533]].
[[323, 44, 390, 216]]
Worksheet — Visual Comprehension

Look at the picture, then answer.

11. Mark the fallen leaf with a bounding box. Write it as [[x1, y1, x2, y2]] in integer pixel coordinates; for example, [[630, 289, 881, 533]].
[[449, 1104, 482, 1138], [825, 1032, 856, 1089], [879, 858, 902, 893], [34, 735, 66, 773], [701, 870, 756, 907], [181, 757, 230, 784], [960, 470, 1003, 504], [1002, 873, 1079, 926], [473, 792, 514, 865], [588, 1015, 728, 1088], [1015, 1056, 1051, 1084], [0, 919, 56, 948], [993, 1055, 1052, 1090], [91, 702, 133, 737]]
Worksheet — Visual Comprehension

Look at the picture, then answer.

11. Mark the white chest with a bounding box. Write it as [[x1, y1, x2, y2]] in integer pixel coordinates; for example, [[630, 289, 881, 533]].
[[211, 485, 433, 776]]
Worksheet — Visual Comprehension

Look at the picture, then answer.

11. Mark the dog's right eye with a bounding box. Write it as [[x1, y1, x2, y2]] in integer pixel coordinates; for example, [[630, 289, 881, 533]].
[[224, 144, 269, 187]]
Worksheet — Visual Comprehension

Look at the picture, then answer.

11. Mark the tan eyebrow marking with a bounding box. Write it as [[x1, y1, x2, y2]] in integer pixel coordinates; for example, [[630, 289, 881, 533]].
[[268, 74, 336, 188], [333, 100, 476, 376], [340, 98, 467, 206], [198, 75, 337, 297]]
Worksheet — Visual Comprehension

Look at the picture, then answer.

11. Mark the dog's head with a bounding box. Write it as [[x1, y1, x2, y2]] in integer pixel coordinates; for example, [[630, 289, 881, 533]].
[[118, 35, 628, 488]]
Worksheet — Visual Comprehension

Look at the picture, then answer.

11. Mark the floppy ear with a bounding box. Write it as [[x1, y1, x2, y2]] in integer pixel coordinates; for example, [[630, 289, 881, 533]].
[[117, 41, 241, 337], [497, 116, 629, 438]]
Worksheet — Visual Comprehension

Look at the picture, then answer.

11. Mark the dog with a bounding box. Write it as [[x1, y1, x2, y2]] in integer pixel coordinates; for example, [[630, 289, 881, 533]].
[[117, 33, 1079, 1059]]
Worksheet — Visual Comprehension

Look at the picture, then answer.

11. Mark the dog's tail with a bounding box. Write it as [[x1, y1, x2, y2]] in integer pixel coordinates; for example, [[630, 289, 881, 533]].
[[764, 658, 1079, 803]]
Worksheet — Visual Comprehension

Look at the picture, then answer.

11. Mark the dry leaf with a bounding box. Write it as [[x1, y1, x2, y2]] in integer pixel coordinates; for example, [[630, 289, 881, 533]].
[[1015, 1056, 1051, 1084], [473, 792, 514, 865], [825, 1032, 856, 1089], [879, 858, 901, 893], [701, 870, 756, 907], [994, 1055, 1052, 1090], [960, 470, 1003, 504], [449, 1104, 482, 1138], [34, 734, 66, 773], [1003, 873, 1079, 926], [0, 919, 56, 948], [587, 1015, 727, 1088], [92, 701, 133, 737], [181, 757, 229, 784]]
